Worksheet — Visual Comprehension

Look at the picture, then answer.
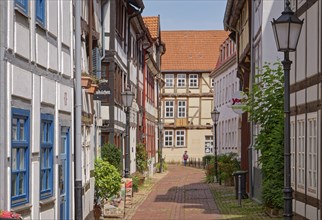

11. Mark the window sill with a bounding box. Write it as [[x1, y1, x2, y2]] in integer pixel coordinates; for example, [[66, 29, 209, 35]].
[[39, 197, 56, 207], [14, 6, 28, 18], [12, 203, 32, 213], [36, 22, 47, 33]]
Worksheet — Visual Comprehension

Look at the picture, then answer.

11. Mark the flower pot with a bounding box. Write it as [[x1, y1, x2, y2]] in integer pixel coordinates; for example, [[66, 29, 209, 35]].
[[86, 84, 98, 94], [81, 76, 92, 88], [93, 204, 102, 220], [138, 177, 145, 186]]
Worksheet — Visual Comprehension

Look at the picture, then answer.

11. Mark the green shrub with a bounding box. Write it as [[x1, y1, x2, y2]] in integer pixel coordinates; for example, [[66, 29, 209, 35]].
[[132, 175, 139, 192], [156, 161, 168, 171], [94, 158, 121, 202], [218, 153, 240, 184], [101, 143, 122, 172], [244, 61, 284, 209], [205, 163, 215, 183], [203, 155, 215, 166], [136, 143, 148, 173]]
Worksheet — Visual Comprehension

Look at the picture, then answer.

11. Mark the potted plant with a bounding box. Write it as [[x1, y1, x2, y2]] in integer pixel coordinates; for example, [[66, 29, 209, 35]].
[[94, 158, 122, 220], [101, 143, 122, 173], [86, 84, 99, 94], [218, 153, 240, 186], [136, 143, 148, 174], [0, 210, 22, 220], [81, 72, 92, 88]]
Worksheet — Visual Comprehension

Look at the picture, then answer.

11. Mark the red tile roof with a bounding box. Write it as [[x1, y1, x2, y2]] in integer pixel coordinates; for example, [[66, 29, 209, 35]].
[[143, 16, 159, 40], [161, 30, 229, 71]]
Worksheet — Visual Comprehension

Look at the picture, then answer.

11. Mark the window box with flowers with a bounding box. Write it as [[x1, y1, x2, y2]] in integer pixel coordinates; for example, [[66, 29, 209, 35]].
[[0, 210, 22, 220], [81, 72, 92, 88], [86, 83, 99, 94]]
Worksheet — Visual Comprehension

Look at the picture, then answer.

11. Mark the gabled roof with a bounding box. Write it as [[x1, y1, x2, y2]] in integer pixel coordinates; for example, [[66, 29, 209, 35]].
[[143, 16, 159, 40], [161, 30, 228, 71]]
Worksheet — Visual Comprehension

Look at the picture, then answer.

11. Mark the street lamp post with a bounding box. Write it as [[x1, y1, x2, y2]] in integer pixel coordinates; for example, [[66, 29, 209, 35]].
[[211, 107, 220, 183], [122, 88, 135, 178], [271, 1, 303, 219]]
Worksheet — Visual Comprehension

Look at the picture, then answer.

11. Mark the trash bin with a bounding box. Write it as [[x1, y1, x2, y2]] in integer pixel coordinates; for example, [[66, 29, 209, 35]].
[[233, 170, 248, 199]]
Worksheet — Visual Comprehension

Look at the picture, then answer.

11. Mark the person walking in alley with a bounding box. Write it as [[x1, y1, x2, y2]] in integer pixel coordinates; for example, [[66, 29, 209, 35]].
[[183, 151, 189, 166]]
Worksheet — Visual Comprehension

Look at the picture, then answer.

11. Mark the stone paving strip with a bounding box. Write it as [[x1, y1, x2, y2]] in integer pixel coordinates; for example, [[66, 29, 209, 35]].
[[104, 165, 279, 220], [130, 165, 223, 220]]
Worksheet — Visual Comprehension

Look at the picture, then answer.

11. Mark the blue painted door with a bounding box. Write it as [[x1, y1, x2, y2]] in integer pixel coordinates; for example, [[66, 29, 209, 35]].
[[59, 127, 70, 220]]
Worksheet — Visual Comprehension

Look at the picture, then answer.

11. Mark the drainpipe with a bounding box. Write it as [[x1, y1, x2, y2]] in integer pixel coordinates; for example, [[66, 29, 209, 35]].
[[127, 6, 144, 86], [89, 0, 93, 75], [75, 0, 82, 219], [0, 0, 7, 210], [100, 0, 107, 62], [125, 4, 144, 176], [248, 0, 255, 199]]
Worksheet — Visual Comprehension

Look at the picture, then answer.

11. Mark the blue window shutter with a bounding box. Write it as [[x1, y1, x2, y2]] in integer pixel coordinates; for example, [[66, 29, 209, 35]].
[[11, 108, 30, 207], [40, 113, 54, 199], [92, 47, 101, 79], [36, 0, 45, 26], [15, 0, 28, 15]]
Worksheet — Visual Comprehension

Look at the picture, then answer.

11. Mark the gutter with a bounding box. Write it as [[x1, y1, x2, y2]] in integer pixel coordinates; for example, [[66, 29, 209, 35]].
[[127, 4, 144, 86], [248, 0, 255, 199], [223, 0, 239, 33], [100, 0, 108, 62]]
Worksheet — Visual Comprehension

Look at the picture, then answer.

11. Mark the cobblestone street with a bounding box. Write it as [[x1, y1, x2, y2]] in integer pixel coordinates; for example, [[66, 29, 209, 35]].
[[130, 165, 222, 220]]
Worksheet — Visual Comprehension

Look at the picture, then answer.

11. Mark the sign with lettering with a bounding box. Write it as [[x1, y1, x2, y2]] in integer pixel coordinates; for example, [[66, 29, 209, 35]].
[[230, 91, 247, 114], [93, 79, 110, 101]]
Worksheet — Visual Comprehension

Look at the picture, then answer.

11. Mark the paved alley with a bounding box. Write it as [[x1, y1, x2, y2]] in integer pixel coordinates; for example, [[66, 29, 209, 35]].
[[131, 165, 223, 220]]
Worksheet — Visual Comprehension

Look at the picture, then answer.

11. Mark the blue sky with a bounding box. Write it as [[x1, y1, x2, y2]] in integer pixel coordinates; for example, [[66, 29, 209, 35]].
[[142, 0, 227, 31]]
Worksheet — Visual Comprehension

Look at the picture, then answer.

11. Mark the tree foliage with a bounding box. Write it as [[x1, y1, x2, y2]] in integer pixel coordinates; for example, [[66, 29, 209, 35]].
[[94, 158, 121, 202], [136, 143, 148, 173], [244, 61, 284, 209], [101, 143, 122, 172]]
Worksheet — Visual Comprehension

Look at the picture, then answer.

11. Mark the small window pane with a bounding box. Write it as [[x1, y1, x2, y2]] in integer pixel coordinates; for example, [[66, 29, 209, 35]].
[[19, 173, 24, 194], [61, 137, 66, 154], [46, 124, 50, 142], [46, 170, 49, 189], [11, 174, 17, 196], [12, 149, 17, 170], [12, 119, 18, 140], [41, 149, 45, 168], [19, 149, 24, 170], [19, 119, 25, 141], [41, 122, 45, 142]]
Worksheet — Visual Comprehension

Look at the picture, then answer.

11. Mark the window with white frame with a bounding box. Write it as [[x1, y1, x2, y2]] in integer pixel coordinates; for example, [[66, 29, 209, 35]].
[[297, 118, 305, 188], [290, 118, 295, 185], [165, 101, 174, 118], [15, 0, 28, 15], [189, 74, 198, 88], [211, 78, 215, 88], [177, 101, 186, 118], [177, 74, 186, 87], [11, 108, 30, 207], [36, 0, 46, 27], [40, 114, 54, 199], [205, 136, 213, 154], [164, 130, 173, 147], [176, 130, 185, 147], [165, 74, 174, 87], [307, 116, 317, 192]]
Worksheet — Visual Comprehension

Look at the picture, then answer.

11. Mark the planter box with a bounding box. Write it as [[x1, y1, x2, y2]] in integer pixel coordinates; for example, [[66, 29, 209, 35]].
[[86, 84, 98, 94], [81, 76, 92, 88]]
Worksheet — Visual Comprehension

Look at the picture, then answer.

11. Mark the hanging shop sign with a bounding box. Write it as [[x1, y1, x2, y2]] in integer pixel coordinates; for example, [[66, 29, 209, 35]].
[[93, 79, 110, 100], [230, 91, 247, 114]]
